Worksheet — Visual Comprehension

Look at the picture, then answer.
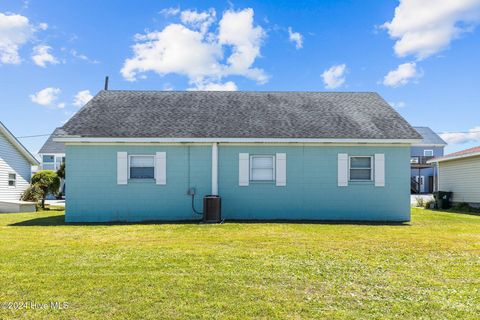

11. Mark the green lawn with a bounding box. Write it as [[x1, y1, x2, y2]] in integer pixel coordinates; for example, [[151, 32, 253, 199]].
[[0, 209, 479, 319]]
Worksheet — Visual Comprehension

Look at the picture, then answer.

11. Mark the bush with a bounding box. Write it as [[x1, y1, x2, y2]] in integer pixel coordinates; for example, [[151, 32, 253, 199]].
[[424, 200, 435, 209], [415, 196, 425, 208], [21, 184, 44, 203], [31, 170, 60, 209], [451, 202, 480, 214]]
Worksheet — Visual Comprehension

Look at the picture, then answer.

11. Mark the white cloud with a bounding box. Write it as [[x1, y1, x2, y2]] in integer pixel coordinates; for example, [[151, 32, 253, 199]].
[[30, 87, 62, 107], [321, 64, 347, 89], [0, 12, 34, 64], [159, 7, 180, 17], [218, 8, 267, 83], [440, 126, 480, 144], [121, 24, 223, 83], [70, 49, 99, 64], [180, 8, 216, 34], [31, 45, 58, 67], [383, 0, 480, 59], [288, 27, 303, 49], [38, 22, 48, 30], [121, 8, 267, 87], [190, 81, 238, 91], [389, 101, 406, 108], [73, 90, 93, 107], [383, 62, 421, 87]]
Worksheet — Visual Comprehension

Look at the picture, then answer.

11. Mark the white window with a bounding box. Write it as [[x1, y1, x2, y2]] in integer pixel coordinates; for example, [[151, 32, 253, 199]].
[[42, 155, 55, 170], [8, 173, 16, 187], [250, 155, 275, 181], [129, 155, 155, 179], [424, 150, 434, 157], [349, 156, 372, 181]]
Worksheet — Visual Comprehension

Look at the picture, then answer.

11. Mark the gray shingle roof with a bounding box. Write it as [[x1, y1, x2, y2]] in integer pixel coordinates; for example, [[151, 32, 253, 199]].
[[39, 128, 65, 154], [412, 127, 447, 146], [60, 91, 421, 140]]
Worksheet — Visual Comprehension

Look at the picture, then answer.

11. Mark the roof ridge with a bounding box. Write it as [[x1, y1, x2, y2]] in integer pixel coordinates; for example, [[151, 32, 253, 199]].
[[100, 90, 379, 94]]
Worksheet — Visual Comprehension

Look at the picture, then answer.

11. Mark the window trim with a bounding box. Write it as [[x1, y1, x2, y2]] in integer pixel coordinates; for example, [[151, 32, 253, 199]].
[[7, 173, 16, 188], [423, 149, 434, 157], [41, 153, 65, 171], [349, 156, 373, 182], [249, 155, 276, 182], [128, 154, 155, 180]]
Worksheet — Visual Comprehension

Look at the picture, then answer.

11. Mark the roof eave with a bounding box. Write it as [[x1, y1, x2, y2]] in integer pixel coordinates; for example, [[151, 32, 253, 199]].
[[428, 151, 480, 163], [0, 122, 39, 166]]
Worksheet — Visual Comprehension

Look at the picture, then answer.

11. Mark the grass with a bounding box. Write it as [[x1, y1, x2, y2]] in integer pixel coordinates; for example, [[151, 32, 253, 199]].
[[0, 209, 479, 319]]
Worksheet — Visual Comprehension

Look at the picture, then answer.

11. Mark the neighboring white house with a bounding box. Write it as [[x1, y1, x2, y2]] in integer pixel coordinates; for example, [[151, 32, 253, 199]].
[[428, 146, 480, 207], [38, 127, 65, 171], [0, 121, 39, 212]]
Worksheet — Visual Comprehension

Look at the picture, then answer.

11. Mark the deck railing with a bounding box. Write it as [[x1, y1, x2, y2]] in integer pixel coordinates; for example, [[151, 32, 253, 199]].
[[410, 156, 434, 165]]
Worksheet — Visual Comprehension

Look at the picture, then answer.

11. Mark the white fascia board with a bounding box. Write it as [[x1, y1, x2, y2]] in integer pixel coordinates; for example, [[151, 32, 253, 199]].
[[428, 152, 480, 163], [412, 144, 447, 147], [0, 122, 40, 165], [54, 136, 422, 144]]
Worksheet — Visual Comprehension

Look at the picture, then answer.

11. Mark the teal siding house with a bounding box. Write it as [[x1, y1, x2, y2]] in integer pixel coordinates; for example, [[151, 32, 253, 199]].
[[56, 91, 421, 223]]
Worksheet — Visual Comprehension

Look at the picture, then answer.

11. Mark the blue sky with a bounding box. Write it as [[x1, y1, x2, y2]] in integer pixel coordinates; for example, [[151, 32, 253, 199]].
[[1, 0, 479, 154]]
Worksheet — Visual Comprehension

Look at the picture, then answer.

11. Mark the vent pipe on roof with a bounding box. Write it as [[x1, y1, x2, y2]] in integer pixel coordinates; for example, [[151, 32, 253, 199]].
[[104, 76, 109, 90]]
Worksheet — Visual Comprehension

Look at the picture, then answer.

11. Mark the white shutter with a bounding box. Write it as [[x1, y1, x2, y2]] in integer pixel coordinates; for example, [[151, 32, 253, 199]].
[[155, 152, 166, 185], [117, 152, 128, 185], [375, 153, 385, 187], [239, 153, 249, 186], [338, 153, 348, 187], [276, 153, 286, 186]]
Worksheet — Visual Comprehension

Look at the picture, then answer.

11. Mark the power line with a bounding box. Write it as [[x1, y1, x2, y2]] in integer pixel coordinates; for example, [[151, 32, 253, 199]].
[[16, 134, 52, 139]]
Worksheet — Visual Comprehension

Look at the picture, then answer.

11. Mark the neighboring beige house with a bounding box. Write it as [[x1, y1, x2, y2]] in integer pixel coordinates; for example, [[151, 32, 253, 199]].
[[0, 121, 39, 212], [428, 146, 480, 207]]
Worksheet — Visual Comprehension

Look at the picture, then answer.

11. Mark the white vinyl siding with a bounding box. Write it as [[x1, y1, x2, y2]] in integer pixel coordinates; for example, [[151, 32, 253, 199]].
[[438, 156, 480, 203], [0, 132, 32, 201]]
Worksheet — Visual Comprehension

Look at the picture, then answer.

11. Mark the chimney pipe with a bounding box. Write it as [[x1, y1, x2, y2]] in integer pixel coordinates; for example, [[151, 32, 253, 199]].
[[104, 76, 109, 90]]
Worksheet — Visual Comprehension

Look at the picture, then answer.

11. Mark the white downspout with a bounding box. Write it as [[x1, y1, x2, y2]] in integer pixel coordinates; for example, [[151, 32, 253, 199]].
[[211, 142, 218, 195]]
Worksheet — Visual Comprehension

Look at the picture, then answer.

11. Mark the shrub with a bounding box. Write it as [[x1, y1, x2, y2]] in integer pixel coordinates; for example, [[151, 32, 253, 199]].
[[21, 184, 44, 203], [57, 162, 65, 179], [415, 196, 425, 208], [424, 200, 435, 209], [31, 170, 60, 209]]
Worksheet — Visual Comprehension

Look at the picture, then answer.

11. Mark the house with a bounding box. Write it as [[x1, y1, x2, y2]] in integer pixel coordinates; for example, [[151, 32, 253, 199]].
[[0, 121, 39, 212], [38, 128, 66, 196], [410, 127, 447, 194], [428, 146, 480, 207], [55, 91, 421, 223], [39, 128, 65, 171]]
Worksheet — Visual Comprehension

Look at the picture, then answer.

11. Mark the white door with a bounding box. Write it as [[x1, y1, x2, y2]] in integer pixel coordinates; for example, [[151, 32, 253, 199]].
[[415, 176, 426, 193]]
